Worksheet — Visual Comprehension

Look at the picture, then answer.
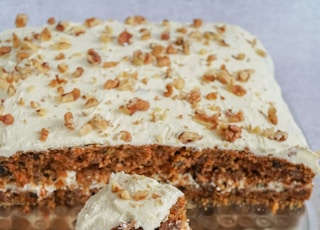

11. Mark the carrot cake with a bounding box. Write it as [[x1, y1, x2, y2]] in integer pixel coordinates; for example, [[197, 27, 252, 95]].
[[0, 14, 319, 211], [75, 172, 189, 230]]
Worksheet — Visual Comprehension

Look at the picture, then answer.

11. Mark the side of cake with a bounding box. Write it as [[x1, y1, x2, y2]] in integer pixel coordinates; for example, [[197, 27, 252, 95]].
[[0, 15, 318, 211], [75, 172, 189, 230]]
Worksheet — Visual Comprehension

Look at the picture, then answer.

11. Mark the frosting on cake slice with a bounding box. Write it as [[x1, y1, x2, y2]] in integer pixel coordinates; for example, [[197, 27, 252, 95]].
[[75, 172, 187, 230]]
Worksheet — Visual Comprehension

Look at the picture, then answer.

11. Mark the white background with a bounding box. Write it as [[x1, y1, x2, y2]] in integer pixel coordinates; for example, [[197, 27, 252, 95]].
[[0, 0, 319, 228]]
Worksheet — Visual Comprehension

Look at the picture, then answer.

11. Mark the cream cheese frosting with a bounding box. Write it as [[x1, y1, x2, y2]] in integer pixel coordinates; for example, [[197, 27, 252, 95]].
[[0, 17, 318, 173], [75, 172, 184, 230]]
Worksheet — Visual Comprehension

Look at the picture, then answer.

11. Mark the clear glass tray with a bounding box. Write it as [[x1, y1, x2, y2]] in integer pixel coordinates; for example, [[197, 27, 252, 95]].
[[0, 202, 315, 229]]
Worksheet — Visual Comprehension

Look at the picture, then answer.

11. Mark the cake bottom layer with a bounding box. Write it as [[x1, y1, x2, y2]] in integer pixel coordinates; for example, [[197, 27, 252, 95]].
[[0, 144, 315, 212]]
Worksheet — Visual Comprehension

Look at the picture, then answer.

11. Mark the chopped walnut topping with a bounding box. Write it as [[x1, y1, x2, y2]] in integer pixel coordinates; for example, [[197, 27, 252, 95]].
[[71, 67, 84, 78], [15, 14, 28, 28], [166, 44, 178, 54], [39, 128, 49, 142], [161, 30, 170, 40], [178, 131, 203, 144], [64, 112, 74, 130], [7, 84, 16, 97], [36, 108, 47, 116], [133, 190, 149, 201], [220, 124, 242, 142], [225, 109, 244, 122], [16, 51, 31, 62], [182, 40, 190, 55], [234, 69, 254, 82], [102, 61, 118, 68], [125, 16, 146, 25], [51, 41, 72, 50], [0, 46, 11, 56], [140, 29, 151, 40], [206, 92, 218, 100], [57, 62, 68, 73], [233, 53, 246, 60], [86, 48, 101, 65], [268, 129, 288, 142], [49, 75, 67, 87], [57, 88, 81, 103], [131, 50, 154, 66], [151, 44, 165, 57], [173, 77, 185, 90], [229, 84, 246, 96], [84, 97, 99, 108], [186, 88, 201, 107], [88, 114, 111, 131], [119, 97, 150, 115], [206, 54, 217, 66], [156, 56, 171, 67], [69, 26, 86, 36], [268, 105, 278, 125], [30, 100, 40, 109], [12, 33, 20, 48], [40, 27, 52, 41], [119, 190, 131, 200], [255, 49, 266, 57], [192, 18, 203, 28], [176, 27, 187, 34], [193, 110, 220, 129], [104, 78, 120, 89], [56, 21, 69, 32], [163, 83, 173, 97], [100, 30, 113, 43], [111, 181, 123, 193], [54, 53, 65, 60], [47, 17, 56, 25], [118, 30, 133, 46], [0, 114, 14, 125], [119, 130, 132, 142], [84, 17, 102, 28]]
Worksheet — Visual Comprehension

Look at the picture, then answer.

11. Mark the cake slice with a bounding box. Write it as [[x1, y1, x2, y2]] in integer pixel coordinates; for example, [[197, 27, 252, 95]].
[[75, 172, 189, 230], [0, 15, 318, 211]]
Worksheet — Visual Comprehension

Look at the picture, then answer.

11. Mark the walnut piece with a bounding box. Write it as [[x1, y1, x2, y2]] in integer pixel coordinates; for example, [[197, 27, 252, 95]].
[[119, 97, 150, 115], [64, 112, 74, 130], [104, 78, 120, 89], [156, 56, 171, 67], [220, 124, 242, 142], [268, 105, 278, 125], [87, 114, 111, 131], [57, 88, 81, 103], [225, 109, 244, 123], [40, 27, 52, 41], [119, 130, 132, 142], [192, 18, 203, 28], [15, 14, 28, 28], [163, 83, 173, 97], [118, 30, 133, 46], [102, 61, 118, 68], [84, 17, 102, 28], [39, 128, 49, 142], [84, 97, 99, 108], [0, 114, 14, 125], [178, 131, 203, 144], [133, 190, 149, 201], [87, 48, 101, 65], [72, 67, 84, 78], [0, 46, 11, 56], [229, 84, 246, 96], [125, 16, 146, 25]]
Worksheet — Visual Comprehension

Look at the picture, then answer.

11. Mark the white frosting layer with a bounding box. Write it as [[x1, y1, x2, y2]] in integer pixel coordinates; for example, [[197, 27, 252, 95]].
[[0, 18, 318, 173], [75, 172, 184, 230]]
